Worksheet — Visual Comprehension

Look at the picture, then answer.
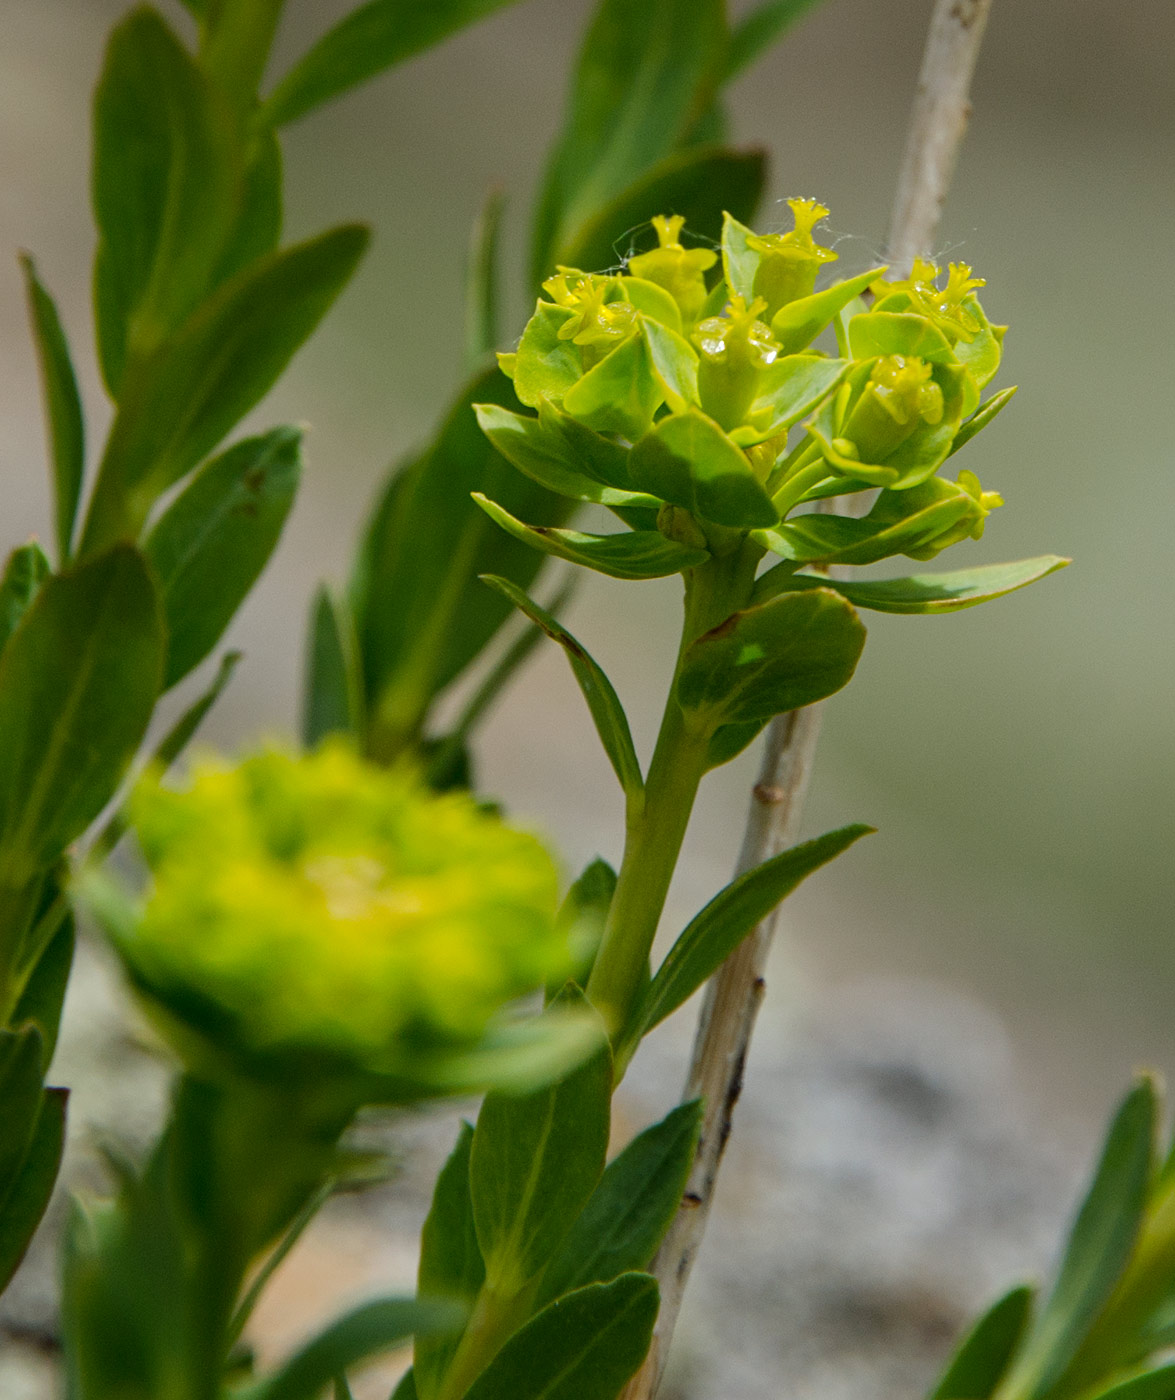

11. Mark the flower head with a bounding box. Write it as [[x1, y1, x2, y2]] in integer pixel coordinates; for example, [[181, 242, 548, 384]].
[[627, 215, 717, 324], [747, 198, 839, 317], [542, 267, 637, 351]]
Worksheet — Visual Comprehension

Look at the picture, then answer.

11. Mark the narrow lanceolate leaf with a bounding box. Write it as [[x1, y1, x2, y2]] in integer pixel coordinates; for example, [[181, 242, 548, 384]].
[[998, 1079, 1157, 1400], [92, 7, 241, 392], [1085, 1366, 1175, 1400], [262, 0, 525, 127], [676, 587, 865, 729], [0, 1087, 66, 1292], [949, 386, 1019, 457], [145, 427, 301, 689], [252, 1298, 463, 1400], [463, 1274, 659, 1400], [415, 1123, 484, 1400], [11, 903, 75, 1068], [559, 145, 765, 280], [0, 546, 163, 883], [0, 543, 50, 656], [769, 268, 885, 356], [467, 188, 505, 371], [391, 1371, 418, 1400], [556, 859, 617, 995], [303, 586, 364, 748], [474, 496, 706, 580], [756, 495, 971, 568], [20, 257, 84, 563], [0, 1027, 47, 1198], [481, 576, 643, 803], [538, 1101, 703, 1306], [631, 827, 872, 1038], [777, 557, 1070, 614], [470, 987, 612, 1290], [931, 1285, 1035, 1400], [726, 0, 828, 79], [82, 224, 368, 554], [532, 0, 727, 279]]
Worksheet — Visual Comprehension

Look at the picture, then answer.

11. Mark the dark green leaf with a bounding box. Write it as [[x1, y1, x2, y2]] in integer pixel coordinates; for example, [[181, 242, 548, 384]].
[[532, 0, 727, 279], [471, 987, 612, 1289], [416, 1123, 484, 1400], [704, 718, 768, 771], [0, 543, 50, 656], [467, 188, 505, 370], [998, 1079, 1157, 1400], [20, 256, 85, 563], [539, 1101, 702, 1305], [949, 386, 1018, 457], [92, 6, 241, 392], [930, 1285, 1035, 1400], [774, 557, 1070, 614], [145, 426, 301, 688], [463, 1274, 658, 1400], [82, 224, 367, 553], [0, 546, 164, 882], [262, 0, 525, 128], [727, 0, 827, 79], [676, 587, 865, 728], [334, 1379, 356, 1400], [214, 128, 284, 283], [0, 1027, 47, 1197], [391, 1370, 418, 1400], [1087, 1366, 1175, 1400], [474, 496, 706, 580], [631, 826, 872, 1038], [253, 1298, 463, 1400], [304, 586, 364, 748], [629, 408, 777, 529], [0, 1087, 66, 1292], [559, 145, 765, 278], [11, 907, 74, 1069], [481, 576, 643, 803]]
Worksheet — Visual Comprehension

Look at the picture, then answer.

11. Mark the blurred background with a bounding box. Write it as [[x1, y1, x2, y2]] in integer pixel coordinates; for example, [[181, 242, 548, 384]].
[[1, 0, 1173, 1394]]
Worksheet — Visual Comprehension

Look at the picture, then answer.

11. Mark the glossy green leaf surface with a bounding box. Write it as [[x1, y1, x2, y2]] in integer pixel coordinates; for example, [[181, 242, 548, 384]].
[[416, 1123, 484, 1400], [538, 1100, 702, 1305], [721, 212, 759, 302], [463, 1274, 659, 1400], [21, 256, 84, 563], [775, 557, 1070, 614], [932, 1284, 1034, 1400], [0, 1086, 65, 1293], [0, 546, 163, 883], [262, 0, 525, 128], [470, 988, 611, 1289], [848, 310, 957, 365], [145, 427, 301, 689], [641, 317, 700, 412], [92, 7, 241, 392], [84, 224, 367, 552], [512, 303, 582, 408], [676, 587, 865, 728], [770, 267, 885, 355], [482, 575, 644, 811], [0, 544, 50, 657], [631, 826, 872, 1037], [303, 586, 364, 748], [998, 1080, 1157, 1400], [474, 496, 706, 580], [629, 408, 777, 529], [562, 334, 662, 441], [744, 355, 850, 441]]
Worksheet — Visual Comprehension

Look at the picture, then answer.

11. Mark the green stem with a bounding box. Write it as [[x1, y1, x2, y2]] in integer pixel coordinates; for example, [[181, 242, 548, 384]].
[[771, 455, 835, 518], [199, 0, 286, 115], [435, 1277, 534, 1400]]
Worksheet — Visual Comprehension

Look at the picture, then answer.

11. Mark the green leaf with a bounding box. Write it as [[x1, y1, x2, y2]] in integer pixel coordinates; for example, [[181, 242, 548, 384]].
[[949, 386, 1018, 457], [741, 354, 850, 442], [562, 333, 662, 441], [0, 1027, 47, 1198], [20, 256, 85, 563], [467, 188, 505, 371], [416, 1123, 484, 1400], [391, 1370, 418, 1400], [473, 496, 706, 580], [640, 317, 699, 413], [931, 1285, 1034, 1400], [512, 302, 583, 408], [721, 211, 759, 302], [757, 494, 972, 568], [481, 577, 643, 804], [0, 543, 50, 657], [629, 408, 777, 529], [726, 0, 827, 78], [463, 1274, 659, 1400], [532, 0, 727, 279], [11, 902, 74, 1069], [82, 224, 368, 553], [0, 546, 164, 883], [770, 267, 886, 355], [538, 1101, 702, 1305], [776, 557, 1071, 614], [474, 403, 656, 509], [303, 585, 364, 748], [214, 127, 284, 283], [848, 311, 957, 365], [998, 1079, 1157, 1400], [1086, 1366, 1175, 1400], [262, 0, 524, 127], [676, 586, 865, 728], [92, 7, 241, 392], [252, 1298, 463, 1400], [556, 859, 617, 994], [470, 987, 612, 1289], [559, 145, 765, 279], [631, 826, 871, 1038], [0, 1086, 66, 1292], [145, 426, 301, 689]]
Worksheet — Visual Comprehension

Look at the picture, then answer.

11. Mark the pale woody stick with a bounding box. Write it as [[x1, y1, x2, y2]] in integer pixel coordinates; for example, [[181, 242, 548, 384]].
[[624, 2, 997, 1394]]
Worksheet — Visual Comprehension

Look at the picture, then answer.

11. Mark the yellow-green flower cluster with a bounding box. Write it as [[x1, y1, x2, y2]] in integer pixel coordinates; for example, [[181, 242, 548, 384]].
[[107, 743, 564, 1074]]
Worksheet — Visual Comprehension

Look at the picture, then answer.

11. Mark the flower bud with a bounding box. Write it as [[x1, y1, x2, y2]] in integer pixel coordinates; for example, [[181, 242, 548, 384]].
[[842, 354, 944, 461], [628, 215, 718, 325], [693, 295, 781, 431], [905, 469, 1003, 558], [656, 501, 709, 551], [747, 198, 838, 320]]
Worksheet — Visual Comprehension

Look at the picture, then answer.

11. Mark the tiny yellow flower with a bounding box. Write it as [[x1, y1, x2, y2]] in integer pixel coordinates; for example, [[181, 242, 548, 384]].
[[627, 215, 718, 323]]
